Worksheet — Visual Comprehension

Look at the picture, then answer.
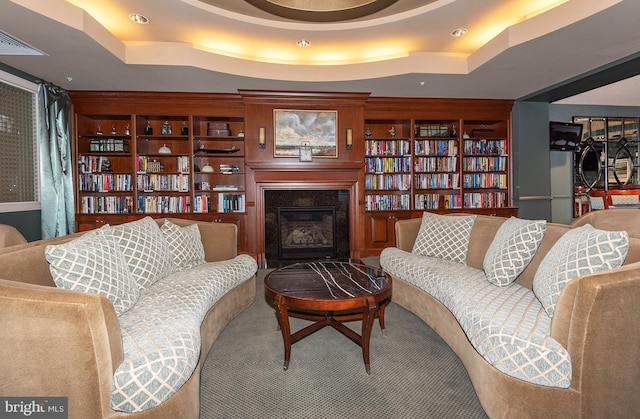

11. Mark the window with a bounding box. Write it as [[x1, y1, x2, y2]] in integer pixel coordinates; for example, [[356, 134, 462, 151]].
[[0, 71, 39, 212]]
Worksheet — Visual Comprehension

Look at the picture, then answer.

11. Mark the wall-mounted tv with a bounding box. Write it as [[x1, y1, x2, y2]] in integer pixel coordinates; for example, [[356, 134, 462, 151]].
[[550, 121, 583, 151]]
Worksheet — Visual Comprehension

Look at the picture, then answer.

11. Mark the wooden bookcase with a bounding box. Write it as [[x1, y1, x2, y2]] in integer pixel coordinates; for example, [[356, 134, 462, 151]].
[[73, 108, 247, 251]]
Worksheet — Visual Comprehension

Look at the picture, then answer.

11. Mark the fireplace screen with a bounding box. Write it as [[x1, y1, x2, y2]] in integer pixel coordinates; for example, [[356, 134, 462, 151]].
[[278, 206, 337, 261]]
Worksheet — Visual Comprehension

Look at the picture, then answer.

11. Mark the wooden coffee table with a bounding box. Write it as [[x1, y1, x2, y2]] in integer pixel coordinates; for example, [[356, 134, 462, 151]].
[[264, 261, 392, 374]]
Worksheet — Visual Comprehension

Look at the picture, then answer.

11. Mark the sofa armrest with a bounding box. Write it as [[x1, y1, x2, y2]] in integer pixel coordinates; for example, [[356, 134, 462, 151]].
[[394, 218, 423, 252], [0, 279, 123, 418], [551, 265, 640, 416], [163, 218, 238, 262]]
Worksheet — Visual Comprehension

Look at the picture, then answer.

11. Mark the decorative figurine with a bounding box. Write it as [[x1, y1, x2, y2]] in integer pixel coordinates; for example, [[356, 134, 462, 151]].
[[96, 124, 103, 135], [463, 131, 470, 139], [389, 127, 396, 138], [181, 121, 188, 136], [158, 144, 172, 154], [161, 120, 172, 135], [237, 130, 244, 137], [124, 123, 131, 136], [144, 121, 153, 135], [365, 127, 372, 138], [111, 124, 117, 135]]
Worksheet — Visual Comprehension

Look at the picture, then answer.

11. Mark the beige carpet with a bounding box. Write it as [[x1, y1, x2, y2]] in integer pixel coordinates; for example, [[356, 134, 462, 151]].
[[199, 269, 488, 418]]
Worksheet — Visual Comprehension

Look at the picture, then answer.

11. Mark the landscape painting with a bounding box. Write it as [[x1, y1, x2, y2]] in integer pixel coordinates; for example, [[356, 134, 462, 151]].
[[274, 109, 337, 158]]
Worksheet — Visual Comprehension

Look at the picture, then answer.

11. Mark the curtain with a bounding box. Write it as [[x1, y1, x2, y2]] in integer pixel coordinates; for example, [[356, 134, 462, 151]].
[[39, 83, 74, 238]]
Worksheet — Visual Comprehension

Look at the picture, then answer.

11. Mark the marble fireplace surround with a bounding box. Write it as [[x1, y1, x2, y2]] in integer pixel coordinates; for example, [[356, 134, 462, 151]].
[[253, 172, 360, 268]]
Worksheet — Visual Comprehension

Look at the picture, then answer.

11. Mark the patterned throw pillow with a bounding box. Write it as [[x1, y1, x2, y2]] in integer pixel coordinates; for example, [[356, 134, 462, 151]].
[[161, 220, 206, 269], [110, 217, 177, 289], [483, 217, 546, 286], [45, 225, 139, 315], [533, 224, 628, 317], [411, 212, 476, 264]]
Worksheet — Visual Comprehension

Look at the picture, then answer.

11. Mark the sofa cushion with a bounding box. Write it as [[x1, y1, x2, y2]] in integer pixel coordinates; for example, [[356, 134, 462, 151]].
[[161, 220, 206, 269], [380, 246, 572, 388], [45, 225, 139, 315], [110, 254, 258, 412], [110, 216, 177, 289], [533, 224, 628, 317], [412, 212, 476, 264], [483, 217, 546, 286]]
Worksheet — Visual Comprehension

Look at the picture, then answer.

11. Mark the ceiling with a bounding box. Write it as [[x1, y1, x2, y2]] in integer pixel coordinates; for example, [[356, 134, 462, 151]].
[[1, 0, 640, 105]]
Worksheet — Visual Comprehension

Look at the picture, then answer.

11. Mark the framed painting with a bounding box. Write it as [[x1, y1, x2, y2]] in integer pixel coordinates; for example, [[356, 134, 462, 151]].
[[274, 109, 337, 158]]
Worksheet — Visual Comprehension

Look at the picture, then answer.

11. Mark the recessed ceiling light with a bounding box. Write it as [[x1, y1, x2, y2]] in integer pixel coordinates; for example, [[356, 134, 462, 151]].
[[129, 13, 150, 24], [296, 39, 311, 48], [450, 28, 468, 37]]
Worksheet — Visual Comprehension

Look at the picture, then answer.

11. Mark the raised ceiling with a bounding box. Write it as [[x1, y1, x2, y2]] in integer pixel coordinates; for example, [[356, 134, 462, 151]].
[[1, 0, 639, 104]]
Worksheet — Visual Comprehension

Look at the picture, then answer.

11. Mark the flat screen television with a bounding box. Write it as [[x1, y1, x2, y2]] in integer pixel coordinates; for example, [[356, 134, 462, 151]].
[[549, 121, 583, 151]]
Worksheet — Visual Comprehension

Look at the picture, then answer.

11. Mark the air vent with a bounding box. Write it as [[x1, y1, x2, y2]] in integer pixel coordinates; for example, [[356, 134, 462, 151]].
[[0, 30, 46, 56]]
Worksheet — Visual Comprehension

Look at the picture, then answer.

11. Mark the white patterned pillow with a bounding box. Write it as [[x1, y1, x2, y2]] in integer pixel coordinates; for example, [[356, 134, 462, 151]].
[[161, 220, 206, 269], [533, 224, 628, 317], [45, 225, 139, 315], [611, 194, 639, 206], [110, 217, 177, 289], [483, 217, 546, 286], [412, 213, 476, 264]]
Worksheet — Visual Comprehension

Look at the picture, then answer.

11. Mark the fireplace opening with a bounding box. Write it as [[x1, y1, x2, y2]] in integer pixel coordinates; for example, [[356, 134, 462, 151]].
[[264, 189, 349, 267], [278, 207, 336, 261]]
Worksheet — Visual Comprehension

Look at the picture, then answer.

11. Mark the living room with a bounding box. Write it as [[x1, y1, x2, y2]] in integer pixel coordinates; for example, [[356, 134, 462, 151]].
[[2, 1, 640, 418]]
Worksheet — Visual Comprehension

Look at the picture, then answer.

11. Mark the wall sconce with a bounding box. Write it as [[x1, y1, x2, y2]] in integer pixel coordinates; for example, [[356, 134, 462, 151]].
[[258, 127, 266, 149], [346, 128, 353, 150]]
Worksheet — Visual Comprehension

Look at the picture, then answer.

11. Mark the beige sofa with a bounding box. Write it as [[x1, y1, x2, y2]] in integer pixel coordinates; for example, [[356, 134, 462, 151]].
[[381, 213, 640, 418], [0, 218, 257, 419]]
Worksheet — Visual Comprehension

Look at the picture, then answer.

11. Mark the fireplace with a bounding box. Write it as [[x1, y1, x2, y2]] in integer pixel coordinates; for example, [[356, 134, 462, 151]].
[[278, 207, 336, 261], [264, 189, 349, 267]]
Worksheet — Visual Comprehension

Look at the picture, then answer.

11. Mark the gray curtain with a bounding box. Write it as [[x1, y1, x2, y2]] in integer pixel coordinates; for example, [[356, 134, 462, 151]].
[[39, 83, 74, 238]]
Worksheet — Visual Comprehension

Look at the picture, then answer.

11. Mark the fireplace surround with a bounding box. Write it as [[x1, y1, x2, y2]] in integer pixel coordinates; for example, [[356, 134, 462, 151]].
[[264, 189, 349, 267]]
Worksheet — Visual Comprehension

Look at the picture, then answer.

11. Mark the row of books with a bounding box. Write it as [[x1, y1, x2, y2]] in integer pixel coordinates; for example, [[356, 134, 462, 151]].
[[463, 156, 507, 172], [219, 164, 241, 174], [415, 173, 460, 189], [89, 138, 129, 153], [79, 155, 115, 173], [79, 196, 134, 214], [136, 174, 190, 192], [365, 174, 411, 191], [79, 173, 133, 192], [193, 195, 211, 213], [463, 192, 507, 208], [136, 155, 189, 173], [364, 194, 411, 211], [463, 173, 508, 188], [414, 139, 458, 156], [137, 196, 190, 213], [414, 193, 462, 210], [415, 156, 458, 172], [463, 139, 507, 155], [218, 193, 245, 213], [364, 139, 410, 156], [365, 156, 411, 174]]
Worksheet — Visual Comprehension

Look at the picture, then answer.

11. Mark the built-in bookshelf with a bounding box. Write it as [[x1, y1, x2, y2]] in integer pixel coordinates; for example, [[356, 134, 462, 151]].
[[192, 116, 246, 214], [363, 118, 512, 213], [363, 120, 412, 211], [74, 112, 246, 221], [414, 120, 460, 210], [461, 120, 509, 209]]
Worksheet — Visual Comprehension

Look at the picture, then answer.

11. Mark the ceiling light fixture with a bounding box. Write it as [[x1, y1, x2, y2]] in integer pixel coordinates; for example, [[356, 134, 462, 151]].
[[296, 39, 311, 48], [129, 13, 150, 24], [450, 28, 468, 37]]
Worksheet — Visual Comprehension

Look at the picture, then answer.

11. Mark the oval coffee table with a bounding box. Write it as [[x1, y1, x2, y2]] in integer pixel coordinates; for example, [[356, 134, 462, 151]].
[[264, 261, 392, 374]]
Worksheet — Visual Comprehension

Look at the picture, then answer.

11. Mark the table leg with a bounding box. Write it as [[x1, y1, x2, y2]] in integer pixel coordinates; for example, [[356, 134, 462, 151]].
[[378, 300, 387, 333], [361, 296, 377, 374], [275, 294, 291, 371]]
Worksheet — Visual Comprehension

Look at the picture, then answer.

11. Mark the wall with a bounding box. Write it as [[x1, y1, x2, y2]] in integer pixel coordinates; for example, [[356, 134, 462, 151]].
[[0, 211, 40, 241], [512, 101, 551, 221]]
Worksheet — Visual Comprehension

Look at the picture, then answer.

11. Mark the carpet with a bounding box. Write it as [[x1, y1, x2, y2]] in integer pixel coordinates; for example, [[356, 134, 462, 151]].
[[199, 269, 488, 418]]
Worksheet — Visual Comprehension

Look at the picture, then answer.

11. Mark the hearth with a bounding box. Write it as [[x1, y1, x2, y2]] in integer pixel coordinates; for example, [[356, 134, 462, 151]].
[[278, 206, 336, 261], [264, 189, 349, 267]]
